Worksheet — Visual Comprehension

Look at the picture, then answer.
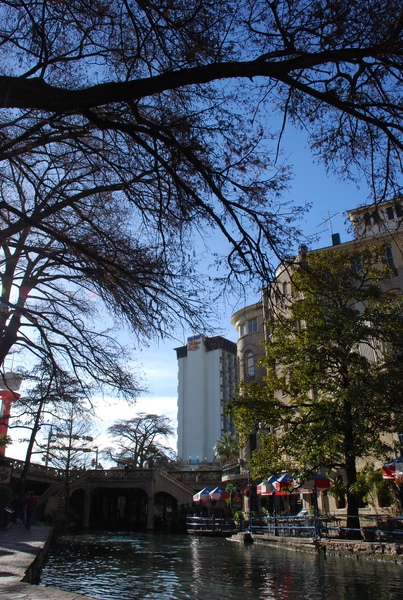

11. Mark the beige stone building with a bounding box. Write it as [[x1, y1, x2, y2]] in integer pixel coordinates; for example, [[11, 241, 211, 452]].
[[228, 197, 403, 515]]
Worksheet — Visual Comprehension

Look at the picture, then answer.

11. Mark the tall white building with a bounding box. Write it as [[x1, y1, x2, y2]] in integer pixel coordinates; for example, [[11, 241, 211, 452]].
[[176, 335, 237, 464]]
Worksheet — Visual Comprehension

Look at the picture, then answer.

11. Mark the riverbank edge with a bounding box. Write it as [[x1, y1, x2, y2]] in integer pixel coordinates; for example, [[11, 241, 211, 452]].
[[231, 532, 403, 564], [22, 524, 54, 584], [0, 523, 97, 599]]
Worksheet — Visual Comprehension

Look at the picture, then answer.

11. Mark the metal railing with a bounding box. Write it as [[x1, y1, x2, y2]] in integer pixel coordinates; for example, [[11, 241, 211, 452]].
[[186, 515, 238, 534], [247, 515, 319, 538], [246, 514, 403, 542]]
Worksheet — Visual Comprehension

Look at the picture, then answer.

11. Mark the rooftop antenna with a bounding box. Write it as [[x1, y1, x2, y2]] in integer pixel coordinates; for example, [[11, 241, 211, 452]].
[[317, 212, 339, 236]]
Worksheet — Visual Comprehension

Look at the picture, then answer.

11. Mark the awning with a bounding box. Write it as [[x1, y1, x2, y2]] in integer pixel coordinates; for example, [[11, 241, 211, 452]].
[[256, 477, 276, 495], [274, 473, 295, 493]]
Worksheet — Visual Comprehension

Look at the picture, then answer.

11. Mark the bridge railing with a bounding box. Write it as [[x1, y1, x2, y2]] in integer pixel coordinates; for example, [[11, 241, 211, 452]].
[[8, 458, 66, 479], [7, 458, 223, 487], [84, 468, 154, 480], [169, 470, 223, 484]]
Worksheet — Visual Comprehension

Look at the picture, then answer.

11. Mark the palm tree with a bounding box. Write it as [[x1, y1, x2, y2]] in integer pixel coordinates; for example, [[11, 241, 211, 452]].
[[214, 433, 239, 465]]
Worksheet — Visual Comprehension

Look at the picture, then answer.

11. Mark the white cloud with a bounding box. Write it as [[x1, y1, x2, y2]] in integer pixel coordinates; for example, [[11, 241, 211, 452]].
[[6, 394, 178, 465]]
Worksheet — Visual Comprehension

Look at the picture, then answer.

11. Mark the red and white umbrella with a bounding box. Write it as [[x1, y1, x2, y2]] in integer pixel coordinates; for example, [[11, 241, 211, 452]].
[[298, 473, 331, 493], [257, 474, 295, 496], [382, 458, 403, 480], [209, 486, 229, 501], [193, 487, 212, 502], [257, 476, 277, 495], [274, 473, 295, 495], [256, 481, 268, 495]]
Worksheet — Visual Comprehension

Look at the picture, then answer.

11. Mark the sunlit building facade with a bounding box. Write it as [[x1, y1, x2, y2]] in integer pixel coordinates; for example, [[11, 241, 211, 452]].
[[176, 335, 237, 465], [229, 197, 403, 514]]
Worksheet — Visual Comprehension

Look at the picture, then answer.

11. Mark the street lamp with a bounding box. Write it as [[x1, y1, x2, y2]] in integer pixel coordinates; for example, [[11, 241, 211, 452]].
[[43, 427, 54, 467], [92, 447, 99, 470], [44, 431, 95, 469], [247, 471, 253, 531]]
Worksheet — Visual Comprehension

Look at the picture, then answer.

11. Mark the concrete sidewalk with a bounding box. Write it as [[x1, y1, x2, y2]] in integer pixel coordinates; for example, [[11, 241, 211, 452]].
[[0, 523, 96, 599]]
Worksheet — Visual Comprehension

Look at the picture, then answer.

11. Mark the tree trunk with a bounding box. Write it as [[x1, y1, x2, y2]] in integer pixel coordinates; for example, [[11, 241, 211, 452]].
[[342, 395, 361, 538], [18, 400, 44, 499], [345, 455, 361, 539]]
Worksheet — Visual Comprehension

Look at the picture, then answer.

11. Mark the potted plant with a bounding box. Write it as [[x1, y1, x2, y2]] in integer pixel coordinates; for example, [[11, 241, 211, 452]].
[[233, 511, 243, 528], [349, 466, 388, 541]]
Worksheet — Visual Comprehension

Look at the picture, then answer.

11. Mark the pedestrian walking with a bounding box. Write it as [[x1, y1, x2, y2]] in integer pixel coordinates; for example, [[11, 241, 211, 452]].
[[25, 491, 37, 530]]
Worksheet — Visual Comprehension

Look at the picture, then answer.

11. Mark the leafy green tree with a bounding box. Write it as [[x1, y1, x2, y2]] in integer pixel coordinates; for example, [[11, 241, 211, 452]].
[[214, 432, 239, 464], [0, 434, 11, 453], [228, 247, 403, 532]]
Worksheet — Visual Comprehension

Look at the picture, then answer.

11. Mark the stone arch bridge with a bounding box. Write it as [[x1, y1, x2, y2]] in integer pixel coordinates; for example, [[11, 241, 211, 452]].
[[8, 459, 223, 529]]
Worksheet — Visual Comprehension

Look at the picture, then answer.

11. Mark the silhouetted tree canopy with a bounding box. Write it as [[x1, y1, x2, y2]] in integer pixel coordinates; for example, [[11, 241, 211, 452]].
[[12, 361, 94, 494], [0, 1, 402, 371], [107, 413, 175, 468]]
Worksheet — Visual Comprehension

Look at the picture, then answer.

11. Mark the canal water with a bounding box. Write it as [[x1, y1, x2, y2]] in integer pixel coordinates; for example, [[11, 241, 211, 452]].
[[39, 531, 403, 599]]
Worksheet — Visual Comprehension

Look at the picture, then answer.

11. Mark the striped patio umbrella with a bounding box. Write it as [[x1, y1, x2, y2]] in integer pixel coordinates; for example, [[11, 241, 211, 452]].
[[274, 473, 295, 494], [382, 458, 403, 480], [209, 487, 229, 501], [257, 477, 277, 495], [193, 487, 212, 502], [298, 473, 331, 493]]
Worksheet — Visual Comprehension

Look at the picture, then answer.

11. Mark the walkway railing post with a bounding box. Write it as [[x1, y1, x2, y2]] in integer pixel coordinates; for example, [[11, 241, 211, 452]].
[[313, 483, 320, 538]]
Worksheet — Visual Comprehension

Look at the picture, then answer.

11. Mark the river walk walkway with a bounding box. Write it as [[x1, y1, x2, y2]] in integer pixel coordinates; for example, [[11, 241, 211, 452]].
[[0, 523, 95, 600]]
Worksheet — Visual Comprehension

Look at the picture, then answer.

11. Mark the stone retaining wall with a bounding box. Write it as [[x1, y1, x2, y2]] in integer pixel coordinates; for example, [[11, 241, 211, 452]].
[[236, 533, 403, 563], [22, 528, 54, 584]]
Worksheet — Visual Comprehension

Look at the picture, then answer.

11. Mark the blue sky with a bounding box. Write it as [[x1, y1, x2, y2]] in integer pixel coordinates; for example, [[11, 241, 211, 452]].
[[7, 124, 367, 464], [88, 126, 365, 461]]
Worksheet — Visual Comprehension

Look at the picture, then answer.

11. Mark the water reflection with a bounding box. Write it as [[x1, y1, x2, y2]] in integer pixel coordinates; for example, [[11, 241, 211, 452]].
[[40, 531, 403, 599]]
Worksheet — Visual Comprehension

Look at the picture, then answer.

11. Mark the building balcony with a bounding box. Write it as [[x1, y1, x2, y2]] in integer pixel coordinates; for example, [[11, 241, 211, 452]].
[[221, 462, 249, 483]]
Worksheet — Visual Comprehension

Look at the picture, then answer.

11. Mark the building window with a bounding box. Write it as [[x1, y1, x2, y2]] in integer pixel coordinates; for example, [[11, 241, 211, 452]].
[[386, 204, 403, 219], [245, 352, 255, 380], [248, 318, 258, 333], [382, 246, 395, 267], [352, 257, 362, 274], [249, 432, 257, 453], [387, 206, 395, 220], [240, 323, 246, 336]]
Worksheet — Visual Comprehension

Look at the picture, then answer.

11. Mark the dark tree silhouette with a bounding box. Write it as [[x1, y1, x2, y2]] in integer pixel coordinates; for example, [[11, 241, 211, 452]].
[[107, 414, 175, 468], [0, 1, 402, 371], [12, 361, 94, 496]]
